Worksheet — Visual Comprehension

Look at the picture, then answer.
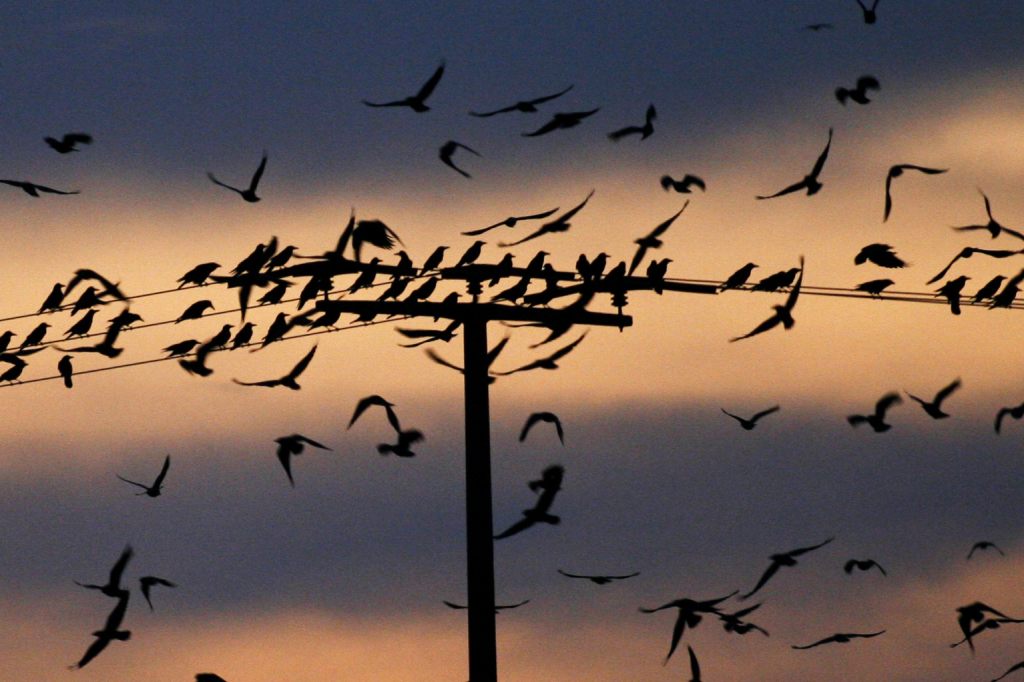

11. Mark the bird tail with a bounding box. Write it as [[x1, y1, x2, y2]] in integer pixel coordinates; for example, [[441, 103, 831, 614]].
[[847, 415, 868, 427], [376, 443, 394, 456], [539, 513, 560, 525]]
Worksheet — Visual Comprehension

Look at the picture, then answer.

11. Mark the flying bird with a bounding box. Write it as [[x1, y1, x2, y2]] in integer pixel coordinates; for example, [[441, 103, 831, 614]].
[[493, 333, 587, 376], [844, 559, 887, 576], [803, 23, 834, 31], [494, 464, 564, 540], [396, 319, 461, 348], [45, 132, 93, 153], [956, 602, 1014, 654], [639, 591, 738, 664], [519, 412, 564, 444], [661, 174, 705, 193], [905, 378, 961, 418], [952, 190, 1024, 241], [835, 75, 880, 105], [994, 401, 1024, 434], [463, 208, 559, 237], [848, 392, 902, 432], [274, 434, 331, 487], [992, 660, 1024, 682], [425, 336, 507, 384], [856, 278, 895, 298], [730, 258, 803, 342], [792, 631, 886, 649], [756, 128, 832, 199], [607, 104, 656, 141], [207, 153, 267, 202], [926, 247, 1024, 285], [439, 140, 481, 178], [377, 427, 425, 458], [233, 345, 317, 390], [855, 0, 881, 24], [556, 569, 639, 585], [968, 541, 1006, 560], [442, 599, 530, 614], [0, 179, 79, 197], [628, 202, 688, 276], [687, 646, 701, 682], [855, 243, 907, 268], [69, 592, 131, 670], [883, 164, 947, 222], [498, 190, 594, 248], [522, 109, 600, 137], [740, 537, 834, 600], [718, 603, 771, 637], [139, 576, 176, 610], [348, 394, 400, 431], [362, 62, 445, 112], [116, 455, 170, 497], [74, 545, 134, 598], [720, 406, 780, 430], [469, 85, 573, 116]]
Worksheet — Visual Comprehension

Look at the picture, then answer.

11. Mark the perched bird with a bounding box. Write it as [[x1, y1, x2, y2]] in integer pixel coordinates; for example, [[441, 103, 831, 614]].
[[848, 392, 902, 432], [58, 355, 74, 388], [116, 455, 170, 497], [493, 333, 587, 376], [646, 258, 672, 294], [968, 541, 1006, 560], [177, 262, 221, 288], [556, 569, 638, 585], [494, 465, 565, 539], [750, 268, 800, 292], [844, 559, 887, 576], [175, 300, 214, 323], [720, 263, 758, 292], [522, 109, 600, 137], [792, 631, 886, 649], [20, 322, 51, 349], [835, 75, 880, 105], [0, 331, 15, 353], [607, 104, 656, 141], [740, 537, 834, 600], [499, 190, 594, 248], [45, 132, 92, 153], [855, 0, 881, 24], [990, 269, 1024, 308], [233, 345, 317, 390], [855, 243, 907, 268], [661, 174, 705, 193], [0, 179, 79, 197], [973, 275, 1006, 304], [928, 247, 1024, 285], [139, 576, 176, 610], [439, 140, 480, 178], [274, 434, 331, 486], [363, 62, 445, 112], [74, 545, 134, 598], [163, 339, 200, 358], [207, 153, 267, 202], [936, 276, 970, 315], [0, 355, 27, 384], [519, 412, 564, 444], [470, 85, 573, 117], [639, 591, 738, 664], [421, 245, 449, 272], [883, 164, 947, 222], [454, 240, 486, 269], [720, 406, 780, 430], [405, 277, 439, 303], [230, 322, 256, 349], [995, 401, 1024, 434], [68, 592, 131, 670], [856, 278, 895, 298], [39, 283, 65, 313], [952, 190, 1024, 241], [628, 202, 688, 276], [906, 378, 961, 418], [730, 258, 803, 342], [756, 128, 832, 199], [64, 309, 98, 339], [463, 209, 559, 237], [107, 309, 143, 331]]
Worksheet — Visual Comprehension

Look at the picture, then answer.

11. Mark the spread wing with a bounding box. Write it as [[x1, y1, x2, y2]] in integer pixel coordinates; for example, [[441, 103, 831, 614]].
[[414, 62, 445, 101]]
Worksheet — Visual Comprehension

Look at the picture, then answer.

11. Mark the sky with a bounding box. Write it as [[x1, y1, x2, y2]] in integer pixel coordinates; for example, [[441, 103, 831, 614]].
[[3, 1, 1024, 680]]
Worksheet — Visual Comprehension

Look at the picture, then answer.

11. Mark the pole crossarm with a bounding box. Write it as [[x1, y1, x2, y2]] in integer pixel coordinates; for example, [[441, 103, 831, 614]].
[[312, 299, 633, 328]]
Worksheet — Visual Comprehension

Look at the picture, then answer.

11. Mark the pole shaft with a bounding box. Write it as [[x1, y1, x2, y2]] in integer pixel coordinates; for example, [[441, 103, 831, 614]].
[[463, 316, 497, 681]]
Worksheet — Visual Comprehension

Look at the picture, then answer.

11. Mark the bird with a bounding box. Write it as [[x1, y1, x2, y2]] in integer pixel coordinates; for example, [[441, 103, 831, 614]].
[[116, 455, 170, 497], [39, 283, 65, 313], [936, 276, 970, 315], [855, 0, 881, 24], [439, 140, 480, 178], [607, 104, 656, 141], [646, 258, 672, 294], [230, 322, 256, 349], [493, 333, 587, 376], [0, 355, 27, 384], [740, 537, 834, 600], [720, 263, 758, 291], [57, 321, 125, 359], [405, 277, 439, 303], [107, 309, 143, 331], [639, 591, 738, 664], [177, 262, 221, 288], [68, 591, 131, 670], [844, 559, 887, 576], [628, 202, 688, 276], [463, 208, 559, 237], [258, 313, 294, 349], [720, 406, 780, 430], [74, 545, 134, 598], [973, 275, 1006, 304], [992, 660, 1024, 682], [0, 179, 79, 197], [469, 85, 573, 116], [139, 576, 176, 610], [363, 62, 445, 112], [69, 286, 104, 314], [453, 240, 486, 269], [730, 257, 803, 342], [855, 243, 907, 268], [65, 268, 126, 302], [207, 153, 267, 202], [522, 109, 600, 137], [848, 392, 902, 432], [661, 174, 705, 193], [856, 278, 895, 298], [792, 631, 886, 649], [968, 541, 1006, 560], [952, 190, 1024, 241], [425, 336, 506, 385], [905, 378, 961, 418], [687, 646, 702, 682], [556, 569, 639, 585], [498, 190, 594, 248], [44, 132, 93, 153], [990, 269, 1024, 308], [420, 245, 449, 272], [175, 299, 214, 323], [994, 401, 1024, 434], [58, 355, 74, 388], [927, 247, 1024, 285], [274, 434, 331, 487], [0, 331, 15, 353], [20, 322, 50, 349], [348, 395, 400, 431], [519, 412, 564, 444], [396, 320, 461, 348], [377, 428, 425, 458], [494, 464, 564, 539], [956, 602, 1014, 654], [163, 339, 200, 358], [442, 599, 530, 614], [64, 309, 98, 339], [233, 345, 317, 390], [835, 75, 880, 105], [717, 603, 770, 637], [883, 164, 947, 222], [756, 128, 832, 199], [803, 23, 834, 31]]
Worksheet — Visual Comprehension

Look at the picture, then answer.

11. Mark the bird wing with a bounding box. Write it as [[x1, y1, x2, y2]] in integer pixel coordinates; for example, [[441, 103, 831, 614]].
[[248, 153, 268, 191], [788, 536, 835, 557], [926, 249, 969, 285], [116, 475, 149, 490], [494, 516, 535, 539], [521, 117, 562, 137], [648, 201, 689, 240], [468, 103, 519, 117], [553, 189, 595, 224], [277, 449, 295, 486], [283, 345, 318, 381], [296, 434, 330, 450], [627, 245, 649, 278], [545, 332, 588, 362], [152, 455, 171, 487], [487, 336, 510, 366], [206, 172, 240, 193], [518, 207, 560, 221], [557, 569, 589, 579], [607, 125, 643, 141], [874, 393, 902, 418], [783, 259, 804, 312], [232, 378, 281, 388], [108, 546, 134, 587], [729, 312, 783, 342], [349, 395, 390, 428], [756, 178, 809, 200], [883, 168, 895, 222], [857, 76, 880, 90], [720, 408, 744, 424], [664, 610, 688, 664], [751, 405, 781, 422], [442, 600, 467, 609], [792, 636, 835, 650], [687, 645, 701, 681], [902, 164, 947, 175], [741, 561, 781, 600], [934, 378, 962, 405], [527, 85, 574, 106], [414, 62, 445, 101], [809, 128, 833, 179]]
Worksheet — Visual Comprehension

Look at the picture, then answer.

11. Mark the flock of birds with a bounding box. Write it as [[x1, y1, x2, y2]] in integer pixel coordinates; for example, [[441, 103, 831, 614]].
[[3, 0, 1022, 679]]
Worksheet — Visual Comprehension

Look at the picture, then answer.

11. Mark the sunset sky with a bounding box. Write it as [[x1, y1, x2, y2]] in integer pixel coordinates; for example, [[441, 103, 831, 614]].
[[3, 2, 1024, 680]]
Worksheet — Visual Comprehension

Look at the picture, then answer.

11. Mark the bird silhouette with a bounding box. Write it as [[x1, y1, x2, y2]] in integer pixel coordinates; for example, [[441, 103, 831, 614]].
[[443, 599, 530, 614], [995, 401, 1024, 434], [740, 537, 834, 600], [420, 246, 449, 273], [139, 576, 176, 610], [730, 257, 803, 342], [661, 174, 705, 193], [494, 465, 564, 539], [0, 179, 79, 197], [756, 128, 832, 199], [952, 190, 1024, 241], [992, 660, 1024, 681], [163, 339, 200, 358], [107, 309, 143, 331], [453, 240, 486, 269], [377, 428, 425, 458], [639, 591, 738, 664], [175, 300, 214, 323], [747, 269, 796, 294], [855, 0, 881, 24], [0, 331, 14, 353], [973, 275, 1006, 304], [57, 320, 125, 359], [883, 165, 947, 222], [718, 603, 771, 637], [233, 345, 317, 389], [363, 62, 444, 112], [720, 263, 758, 291], [968, 541, 1006, 560], [69, 591, 131, 670], [844, 559, 887, 576], [905, 378, 960, 418], [686, 645, 701, 681], [646, 258, 672, 294], [856, 278, 895, 298], [855, 243, 907, 268], [927, 247, 1024, 285], [628, 202, 688, 276], [470, 85, 573, 116], [396, 320, 461, 348], [177, 262, 221, 289], [848, 392, 902, 432], [196, 675, 229, 682], [493, 333, 587, 376], [835, 75, 880, 105], [720, 406, 780, 430], [522, 109, 600, 137], [74, 545, 134, 598], [274, 434, 331, 487], [116, 455, 170, 497], [989, 268, 1024, 308], [230, 322, 256, 349], [556, 569, 638, 585], [498, 190, 594, 248], [439, 140, 481, 178], [0, 355, 28, 384], [348, 395, 400, 431], [608, 104, 656, 141], [207, 153, 267, 202], [65, 269, 126, 302], [425, 336, 507, 384], [64, 309, 98, 339], [792, 631, 886, 649], [45, 132, 93, 153], [956, 602, 1013, 654], [57, 355, 74, 388], [936, 276, 970, 315], [463, 208, 559, 237], [519, 412, 564, 444], [39, 283, 65, 312]]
